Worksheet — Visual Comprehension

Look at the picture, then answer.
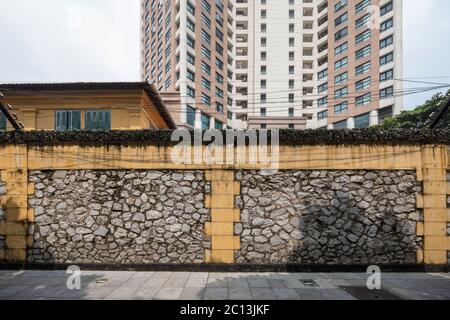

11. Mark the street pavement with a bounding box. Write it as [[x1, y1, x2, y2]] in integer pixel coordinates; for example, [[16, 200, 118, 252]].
[[0, 270, 449, 300]]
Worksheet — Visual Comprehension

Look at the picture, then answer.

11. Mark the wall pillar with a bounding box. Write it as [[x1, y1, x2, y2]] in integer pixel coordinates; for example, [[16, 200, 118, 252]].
[[204, 170, 240, 264], [416, 145, 449, 264], [0, 145, 29, 262]]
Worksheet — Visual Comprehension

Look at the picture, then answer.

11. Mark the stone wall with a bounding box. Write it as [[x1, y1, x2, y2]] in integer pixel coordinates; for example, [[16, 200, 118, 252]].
[[235, 170, 423, 265], [0, 180, 5, 251], [28, 170, 210, 264]]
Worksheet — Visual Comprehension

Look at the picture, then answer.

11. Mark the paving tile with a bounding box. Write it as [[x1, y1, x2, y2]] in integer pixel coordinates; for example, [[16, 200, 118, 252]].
[[273, 289, 300, 300], [104, 286, 140, 300], [228, 277, 250, 288], [83, 286, 117, 300], [267, 279, 289, 289], [228, 288, 253, 300], [154, 287, 183, 300], [189, 272, 209, 280], [185, 278, 208, 288], [251, 288, 277, 300], [207, 277, 228, 288], [179, 287, 206, 300], [132, 286, 161, 300], [204, 288, 228, 300], [248, 279, 271, 288], [143, 276, 169, 288], [295, 289, 328, 300], [0, 286, 34, 298], [321, 289, 356, 300]]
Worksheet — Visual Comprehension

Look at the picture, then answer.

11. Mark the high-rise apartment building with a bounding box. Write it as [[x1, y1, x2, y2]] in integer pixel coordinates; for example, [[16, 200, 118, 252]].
[[141, 0, 402, 130], [230, 0, 402, 129], [140, 0, 235, 129]]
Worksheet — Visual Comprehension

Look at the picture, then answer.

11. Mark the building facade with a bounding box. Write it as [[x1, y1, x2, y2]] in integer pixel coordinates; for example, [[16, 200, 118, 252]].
[[141, 0, 402, 130], [140, 0, 235, 129], [232, 0, 402, 129], [0, 82, 177, 131]]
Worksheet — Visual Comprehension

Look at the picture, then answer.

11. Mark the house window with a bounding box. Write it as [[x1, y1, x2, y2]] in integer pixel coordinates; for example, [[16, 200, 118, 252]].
[[55, 111, 81, 131], [84, 110, 111, 131]]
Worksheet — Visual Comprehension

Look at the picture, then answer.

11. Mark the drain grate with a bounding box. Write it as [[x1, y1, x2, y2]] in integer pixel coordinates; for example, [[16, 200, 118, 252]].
[[300, 279, 319, 287], [339, 286, 403, 300]]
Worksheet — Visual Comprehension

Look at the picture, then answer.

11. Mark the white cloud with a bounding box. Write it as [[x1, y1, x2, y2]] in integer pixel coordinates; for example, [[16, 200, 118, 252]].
[[0, 0, 140, 83]]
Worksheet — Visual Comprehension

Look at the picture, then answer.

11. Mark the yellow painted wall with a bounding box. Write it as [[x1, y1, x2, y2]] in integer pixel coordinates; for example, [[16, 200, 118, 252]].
[[0, 144, 449, 265]]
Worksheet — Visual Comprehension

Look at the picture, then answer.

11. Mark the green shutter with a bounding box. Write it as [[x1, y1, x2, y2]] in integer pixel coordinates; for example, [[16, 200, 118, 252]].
[[85, 111, 110, 131], [71, 111, 81, 130]]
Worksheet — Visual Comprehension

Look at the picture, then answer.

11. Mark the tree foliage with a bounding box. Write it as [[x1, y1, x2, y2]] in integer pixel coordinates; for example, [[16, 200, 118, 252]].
[[378, 90, 450, 129]]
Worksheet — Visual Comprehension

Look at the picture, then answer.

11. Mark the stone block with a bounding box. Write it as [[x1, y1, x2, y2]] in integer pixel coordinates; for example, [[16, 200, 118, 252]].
[[210, 250, 234, 264], [6, 235, 27, 249], [424, 250, 447, 264], [424, 208, 447, 222], [211, 209, 240, 222], [6, 207, 28, 222], [205, 222, 234, 236], [210, 195, 235, 209], [424, 222, 447, 236], [211, 236, 240, 250], [424, 236, 448, 251], [6, 249, 26, 262]]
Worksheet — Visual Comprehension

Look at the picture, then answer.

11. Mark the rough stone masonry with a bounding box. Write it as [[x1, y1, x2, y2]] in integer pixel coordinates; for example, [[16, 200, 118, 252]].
[[0, 180, 6, 252], [28, 170, 211, 264], [235, 170, 423, 265]]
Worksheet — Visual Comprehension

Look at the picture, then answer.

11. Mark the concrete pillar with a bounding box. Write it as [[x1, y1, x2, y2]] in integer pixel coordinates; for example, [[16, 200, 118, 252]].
[[347, 117, 355, 129], [210, 117, 216, 129], [369, 109, 379, 127], [195, 110, 202, 130]]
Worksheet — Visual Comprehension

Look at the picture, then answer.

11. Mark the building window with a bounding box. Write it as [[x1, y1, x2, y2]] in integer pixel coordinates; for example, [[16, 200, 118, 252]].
[[186, 105, 196, 126], [335, 57, 348, 70], [334, 87, 348, 99], [355, 29, 371, 44], [55, 110, 81, 131], [84, 111, 111, 131], [380, 1, 393, 16], [378, 105, 393, 123], [334, 102, 348, 114], [318, 110, 328, 120], [355, 92, 371, 106], [260, 108, 267, 117], [380, 35, 393, 49], [215, 120, 223, 129], [355, 113, 370, 128], [289, 108, 294, 117], [380, 86, 394, 99], [380, 52, 394, 66], [380, 18, 394, 32], [355, 45, 371, 60], [355, 77, 371, 91], [333, 119, 347, 129], [335, 42, 348, 55], [380, 69, 394, 82], [201, 113, 210, 130]]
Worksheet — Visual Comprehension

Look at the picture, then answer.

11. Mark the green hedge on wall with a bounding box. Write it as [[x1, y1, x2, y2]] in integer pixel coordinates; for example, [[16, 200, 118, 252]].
[[0, 128, 449, 146]]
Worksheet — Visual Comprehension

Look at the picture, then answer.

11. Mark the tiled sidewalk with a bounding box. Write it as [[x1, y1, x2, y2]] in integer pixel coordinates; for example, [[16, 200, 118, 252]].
[[0, 270, 449, 300]]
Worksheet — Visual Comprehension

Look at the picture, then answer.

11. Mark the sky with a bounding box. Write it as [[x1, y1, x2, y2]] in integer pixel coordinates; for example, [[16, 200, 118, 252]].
[[0, 0, 449, 110]]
